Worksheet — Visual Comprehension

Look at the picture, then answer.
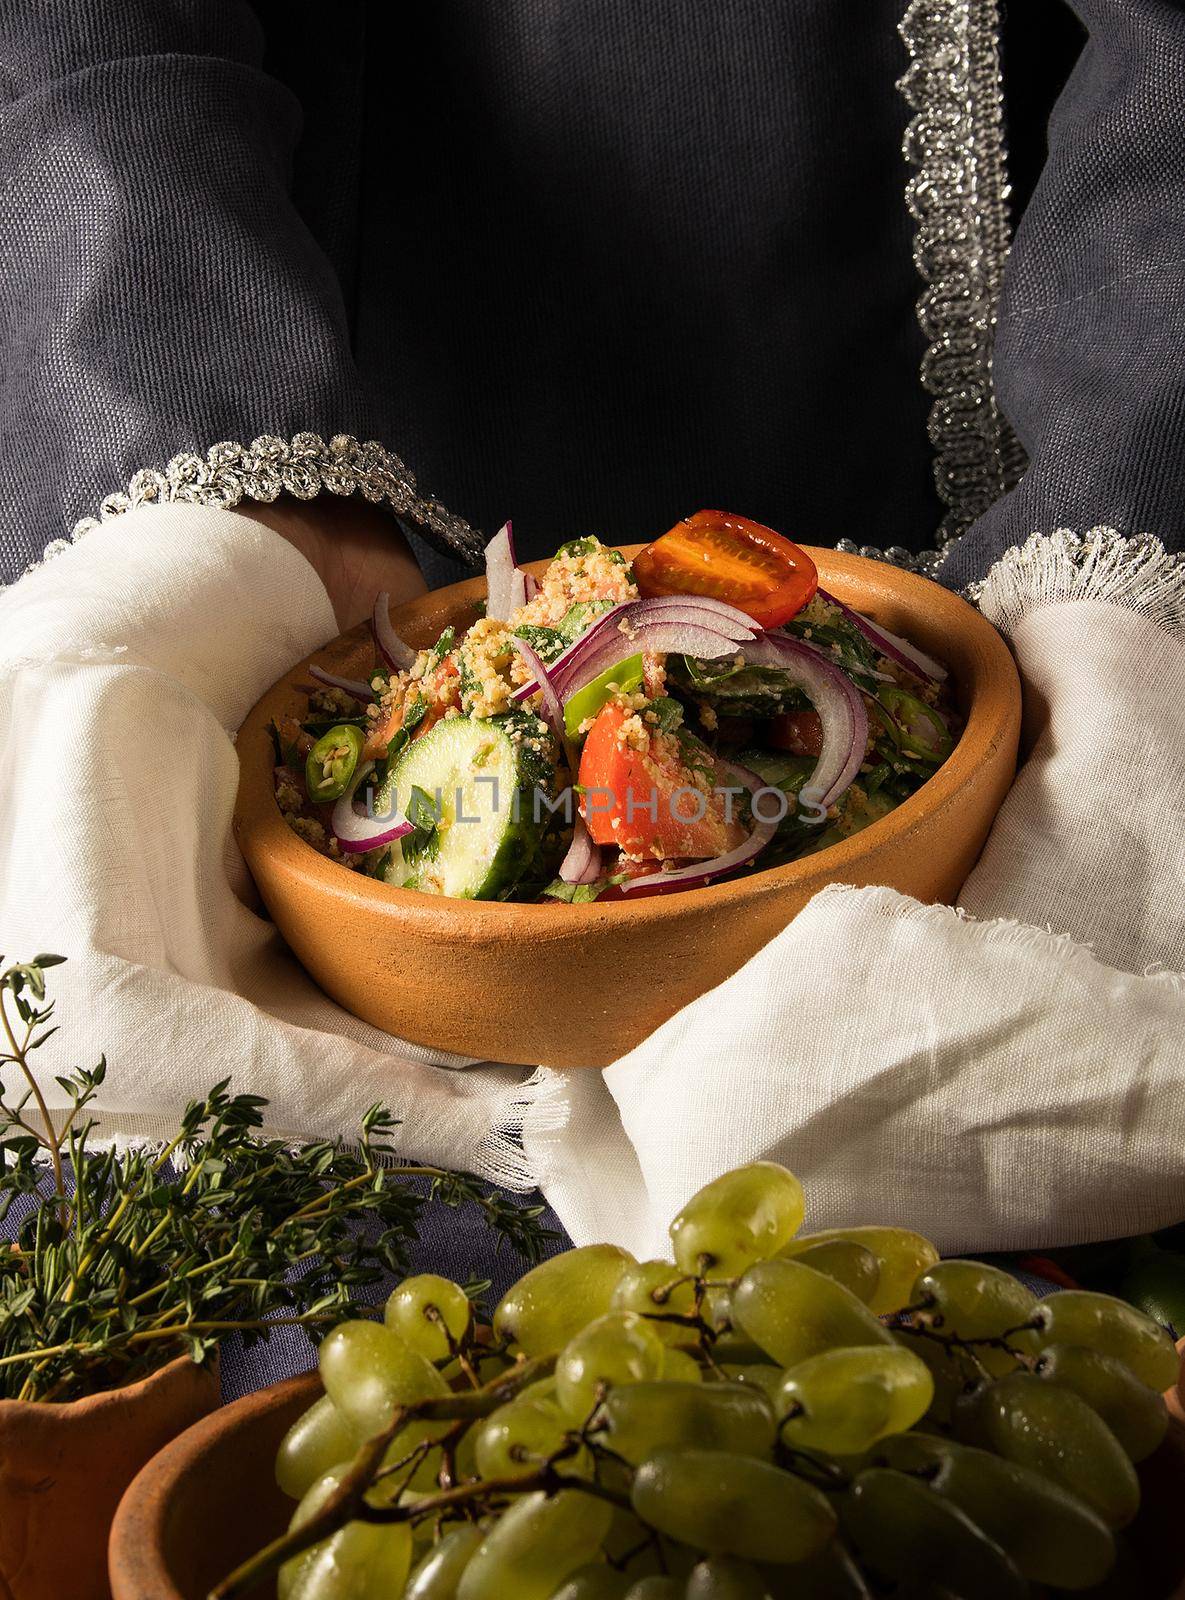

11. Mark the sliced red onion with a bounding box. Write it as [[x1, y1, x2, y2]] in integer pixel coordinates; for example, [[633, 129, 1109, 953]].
[[619, 758, 778, 894], [740, 634, 868, 811], [510, 638, 564, 738], [524, 571, 540, 601], [510, 597, 755, 707], [817, 588, 947, 683], [372, 591, 417, 672], [559, 810, 603, 885], [485, 521, 528, 621], [309, 664, 373, 700], [331, 761, 413, 854]]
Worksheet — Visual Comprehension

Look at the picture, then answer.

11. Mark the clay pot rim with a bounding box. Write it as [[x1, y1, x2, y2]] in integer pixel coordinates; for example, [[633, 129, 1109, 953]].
[[108, 1368, 319, 1600], [235, 545, 1021, 930], [0, 1348, 212, 1418]]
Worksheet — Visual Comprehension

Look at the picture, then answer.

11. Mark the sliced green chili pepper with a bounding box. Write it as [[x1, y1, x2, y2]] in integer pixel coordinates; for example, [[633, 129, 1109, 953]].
[[563, 653, 645, 738], [878, 686, 953, 764], [304, 724, 364, 803]]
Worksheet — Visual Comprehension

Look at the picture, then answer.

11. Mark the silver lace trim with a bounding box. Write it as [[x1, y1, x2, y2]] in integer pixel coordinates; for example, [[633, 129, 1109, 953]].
[[22, 432, 483, 581], [884, 0, 1027, 577]]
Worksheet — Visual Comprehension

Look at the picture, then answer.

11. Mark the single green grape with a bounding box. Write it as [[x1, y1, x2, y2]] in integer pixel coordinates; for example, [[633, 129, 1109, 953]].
[[660, 1346, 703, 1384], [669, 1162, 804, 1276], [555, 1311, 666, 1422], [404, 1524, 485, 1599], [473, 1394, 590, 1480], [456, 1489, 613, 1600], [841, 1467, 1025, 1600], [318, 1318, 449, 1438], [385, 1274, 472, 1362], [549, 1562, 631, 1599], [630, 1448, 836, 1564], [782, 1226, 939, 1317], [685, 1556, 772, 1599], [623, 1579, 683, 1600], [910, 1260, 1038, 1374], [275, 1394, 357, 1500], [281, 1467, 413, 1600], [611, 1260, 699, 1346], [953, 1370, 1140, 1529], [872, 1432, 1116, 1589], [493, 1245, 634, 1357], [599, 1380, 776, 1465], [289, 1523, 413, 1600], [732, 1259, 893, 1367], [1029, 1289, 1179, 1390], [782, 1241, 880, 1306], [1034, 1342, 1169, 1462], [776, 1345, 933, 1455]]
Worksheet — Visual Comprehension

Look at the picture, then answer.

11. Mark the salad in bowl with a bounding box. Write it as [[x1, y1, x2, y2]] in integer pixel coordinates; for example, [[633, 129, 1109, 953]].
[[273, 512, 957, 905]]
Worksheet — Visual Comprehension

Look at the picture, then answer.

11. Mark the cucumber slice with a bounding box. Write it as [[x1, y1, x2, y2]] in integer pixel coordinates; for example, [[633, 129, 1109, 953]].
[[375, 715, 555, 900]]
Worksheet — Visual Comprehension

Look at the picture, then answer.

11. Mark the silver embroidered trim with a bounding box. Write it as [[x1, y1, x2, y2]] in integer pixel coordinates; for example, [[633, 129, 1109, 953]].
[[16, 432, 483, 585], [969, 527, 1185, 634], [898, 0, 1027, 552]]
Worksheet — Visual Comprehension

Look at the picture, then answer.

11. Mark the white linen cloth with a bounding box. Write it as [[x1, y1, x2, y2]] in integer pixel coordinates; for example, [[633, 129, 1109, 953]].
[[2, 510, 1184, 1254], [0, 506, 562, 1186]]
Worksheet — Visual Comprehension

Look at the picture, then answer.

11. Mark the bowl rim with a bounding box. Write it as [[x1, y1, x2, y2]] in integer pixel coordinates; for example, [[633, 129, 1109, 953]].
[[108, 1369, 319, 1600], [235, 546, 1021, 929]]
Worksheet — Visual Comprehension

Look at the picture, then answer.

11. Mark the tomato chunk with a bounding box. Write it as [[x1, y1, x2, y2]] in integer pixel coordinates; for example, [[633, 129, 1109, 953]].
[[577, 702, 747, 860], [632, 510, 817, 628], [769, 710, 823, 757]]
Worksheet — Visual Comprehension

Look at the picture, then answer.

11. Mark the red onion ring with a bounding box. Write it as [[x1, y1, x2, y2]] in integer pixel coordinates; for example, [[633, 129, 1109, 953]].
[[331, 761, 413, 854], [558, 810, 604, 885], [816, 588, 947, 683], [485, 521, 528, 621], [309, 664, 373, 700], [740, 633, 868, 810], [372, 592, 417, 672], [619, 758, 779, 894], [510, 638, 564, 738], [510, 597, 755, 707]]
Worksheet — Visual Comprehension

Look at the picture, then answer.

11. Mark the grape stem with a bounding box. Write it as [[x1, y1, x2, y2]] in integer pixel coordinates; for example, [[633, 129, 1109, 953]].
[[208, 1354, 557, 1600], [352, 1461, 632, 1525], [891, 1313, 1041, 1381]]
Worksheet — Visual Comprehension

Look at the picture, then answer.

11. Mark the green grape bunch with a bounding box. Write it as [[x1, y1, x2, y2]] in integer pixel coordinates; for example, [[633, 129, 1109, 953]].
[[212, 1161, 1183, 1600]]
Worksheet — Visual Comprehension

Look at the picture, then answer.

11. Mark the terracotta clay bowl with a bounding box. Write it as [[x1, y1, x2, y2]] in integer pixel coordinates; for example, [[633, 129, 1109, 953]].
[[112, 1368, 1185, 1600], [0, 1351, 218, 1600], [234, 547, 1021, 1067]]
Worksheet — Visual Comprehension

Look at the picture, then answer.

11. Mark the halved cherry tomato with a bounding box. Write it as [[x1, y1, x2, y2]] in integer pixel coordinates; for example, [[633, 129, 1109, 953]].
[[769, 710, 823, 757], [577, 702, 747, 860], [632, 510, 817, 628]]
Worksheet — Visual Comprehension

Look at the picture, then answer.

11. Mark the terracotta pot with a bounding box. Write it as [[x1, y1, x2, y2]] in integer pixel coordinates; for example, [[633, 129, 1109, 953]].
[[234, 547, 1022, 1067], [113, 1369, 1185, 1600], [109, 1370, 318, 1600], [0, 1352, 218, 1600]]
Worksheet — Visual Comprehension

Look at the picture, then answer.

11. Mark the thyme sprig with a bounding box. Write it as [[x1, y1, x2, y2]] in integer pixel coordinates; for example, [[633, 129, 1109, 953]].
[[0, 955, 554, 1404]]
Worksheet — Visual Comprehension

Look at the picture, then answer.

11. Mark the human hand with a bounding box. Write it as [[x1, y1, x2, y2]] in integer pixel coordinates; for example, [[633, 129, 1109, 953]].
[[239, 496, 427, 630]]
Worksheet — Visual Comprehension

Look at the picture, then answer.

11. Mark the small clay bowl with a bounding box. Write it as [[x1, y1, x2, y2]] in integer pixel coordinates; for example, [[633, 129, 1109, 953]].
[[0, 1351, 218, 1600], [112, 1369, 1185, 1600], [109, 1369, 317, 1600], [234, 548, 1021, 1067]]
